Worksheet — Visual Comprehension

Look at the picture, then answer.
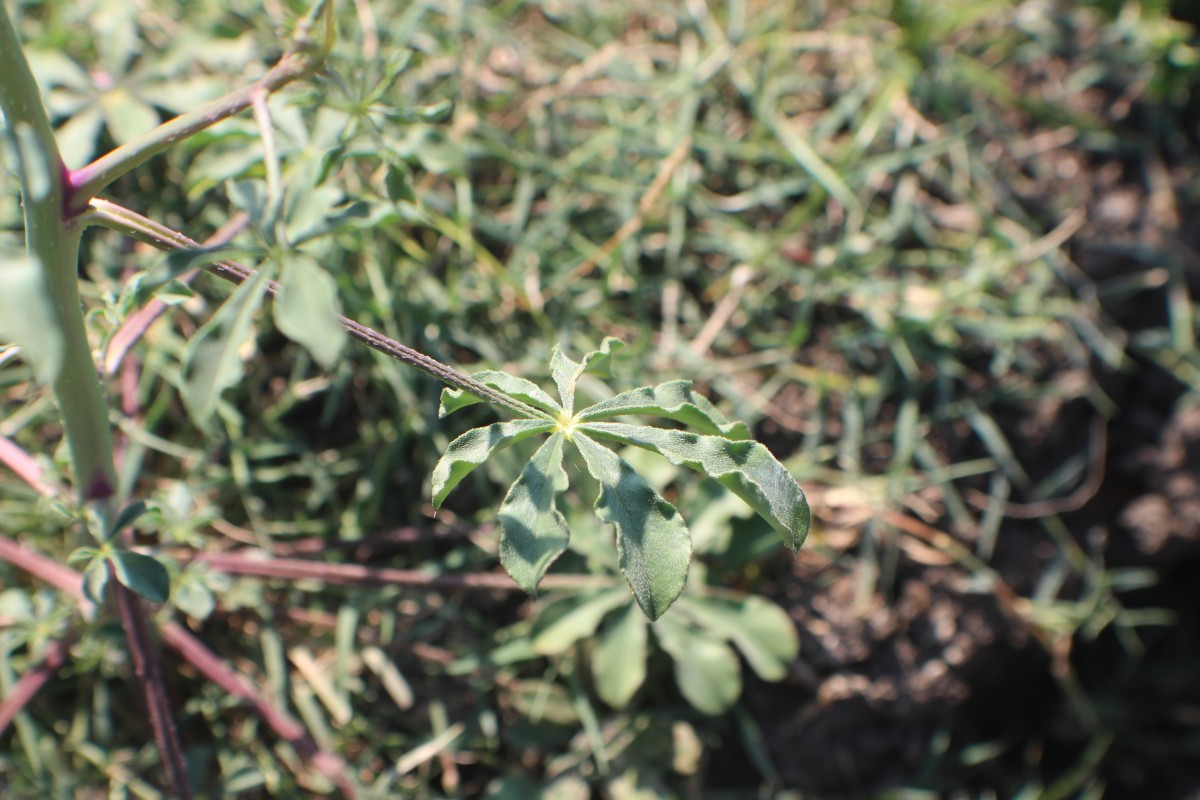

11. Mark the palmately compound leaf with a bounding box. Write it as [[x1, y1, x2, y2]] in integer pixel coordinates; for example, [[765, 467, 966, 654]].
[[550, 337, 624, 414], [499, 432, 571, 594], [576, 380, 751, 439], [431, 419, 556, 508], [571, 432, 691, 620], [676, 594, 798, 681], [592, 602, 648, 708], [579, 422, 810, 552], [439, 370, 562, 418], [653, 613, 742, 715]]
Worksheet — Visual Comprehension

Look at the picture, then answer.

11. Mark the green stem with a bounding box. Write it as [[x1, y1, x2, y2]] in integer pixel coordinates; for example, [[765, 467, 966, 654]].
[[84, 200, 556, 422], [0, 4, 117, 505]]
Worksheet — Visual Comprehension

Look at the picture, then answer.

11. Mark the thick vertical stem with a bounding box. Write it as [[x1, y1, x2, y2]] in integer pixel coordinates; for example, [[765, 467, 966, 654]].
[[1, 8, 188, 794], [0, 4, 116, 505]]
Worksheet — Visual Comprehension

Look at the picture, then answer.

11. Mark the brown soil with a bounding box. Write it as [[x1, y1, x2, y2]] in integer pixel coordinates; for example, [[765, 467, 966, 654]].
[[738, 17, 1200, 798]]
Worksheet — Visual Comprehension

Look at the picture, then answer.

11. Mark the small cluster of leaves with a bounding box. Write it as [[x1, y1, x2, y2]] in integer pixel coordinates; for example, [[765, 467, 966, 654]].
[[432, 339, 810, 620], [69, 500, 170, 604], [506, 586, 798, 716]]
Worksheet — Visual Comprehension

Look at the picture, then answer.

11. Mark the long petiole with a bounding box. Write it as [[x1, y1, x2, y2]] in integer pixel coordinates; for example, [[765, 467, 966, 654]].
[[83, 199, 555, 422]]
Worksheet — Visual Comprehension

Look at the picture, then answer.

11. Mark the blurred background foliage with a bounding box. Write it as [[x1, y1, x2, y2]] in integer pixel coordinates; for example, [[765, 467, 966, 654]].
[[2, 0, 1199, 797]]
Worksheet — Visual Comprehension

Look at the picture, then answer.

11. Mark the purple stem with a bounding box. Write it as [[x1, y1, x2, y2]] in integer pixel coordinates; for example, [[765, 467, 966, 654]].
[[0, 436, 60, 497], [159, 621, 356, 798], [113, 577, 193, 799], [0, 534, 351, 796], [0, 638, 71, 737], [194, 551, 609, 591], [66, 51, 319, 209]]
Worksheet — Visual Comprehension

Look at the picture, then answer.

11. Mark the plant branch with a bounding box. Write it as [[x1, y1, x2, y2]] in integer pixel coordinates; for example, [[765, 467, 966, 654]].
[[159, 621, 356, 798], [113, 580, 193, 800], [82, 199, 556, 421], [0, 637, 72, 737], [194, 550, 610, 591], [0, 533, 353, 796], [0, 5, 59, 169], [0, 534, 93, 611], [103, 212, 251, 376], [67, 50, 323, 208], [0, 436, 60, 497]]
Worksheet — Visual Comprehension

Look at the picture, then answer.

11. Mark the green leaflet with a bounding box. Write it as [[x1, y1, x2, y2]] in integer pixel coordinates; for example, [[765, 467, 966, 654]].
[[675, 594, 798, 682], [274, 256, 346, 370], [498, 433, 571, 595], [183, 262, 274, 425], [530, 586, 629, 655], [578, 422, 810, 552], [82, 558, 109, 604], [0, 254, 63, 385], [571, 432, 691, 620], [431, 419, 556, 508], [576, 379, 751, 439], [100, 87, 159, 146], [550, 337, 624, 414], [592, 602, 648, 708], [653, 614, 742, 715], [439, 370, 562, 418], [110, 550, 170, 603]]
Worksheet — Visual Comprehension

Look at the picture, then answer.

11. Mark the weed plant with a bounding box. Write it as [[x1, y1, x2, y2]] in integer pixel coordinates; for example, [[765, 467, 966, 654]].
[[2, 0, 1198, 797]]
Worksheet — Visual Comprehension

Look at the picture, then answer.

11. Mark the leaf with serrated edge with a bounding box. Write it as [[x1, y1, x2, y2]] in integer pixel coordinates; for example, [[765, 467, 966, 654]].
[[531, 586, 629, 655], [550, 338, 624, 414], [676, 594, 798, 681], [653, 614, 741, 715], [431, 420, 555, 508], [439, 370, 562, 418], [499, 433, 571, 594], [592, 603, 648, 708], [579, 422, 809, 551], [577, 380, 750, 439], [571, 433, 691, 620]]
